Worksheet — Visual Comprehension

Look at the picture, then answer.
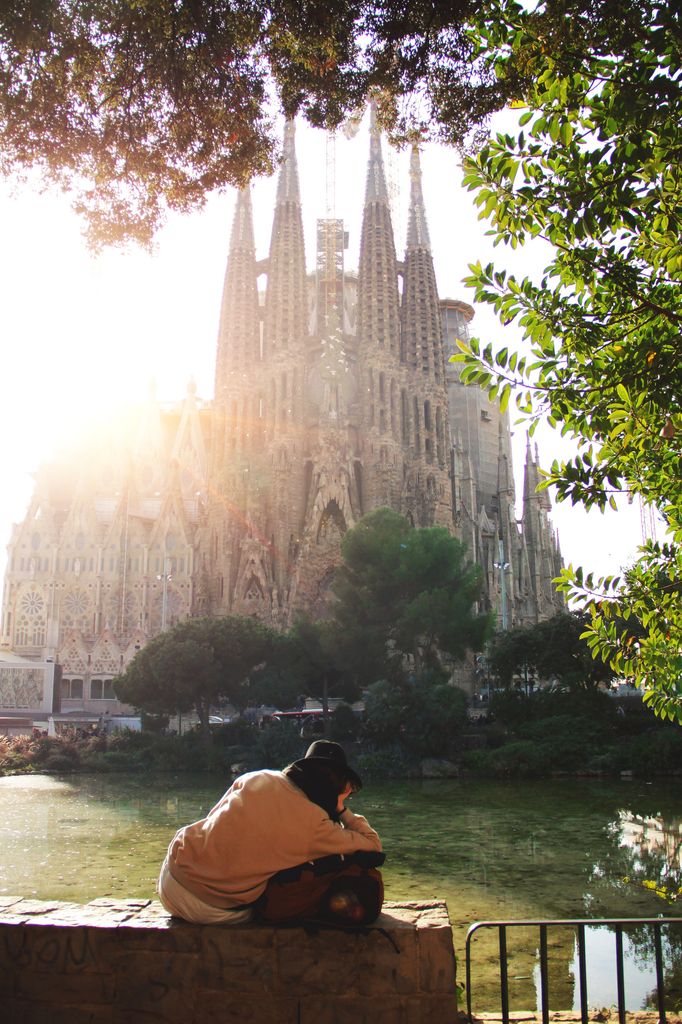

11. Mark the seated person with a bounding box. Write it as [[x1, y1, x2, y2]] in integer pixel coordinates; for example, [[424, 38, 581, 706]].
[[157, 740, 383, 925]]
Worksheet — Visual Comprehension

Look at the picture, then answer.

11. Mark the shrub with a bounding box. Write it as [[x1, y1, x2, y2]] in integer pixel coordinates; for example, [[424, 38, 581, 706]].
[[249, 721, 305, 770], [363, 676, 468, 758], [585, 748, 622, 773], [403, 682, 468, 757], [536, 734, 591, 773], [612, 700, 663, 736], [106, 730, 155, 752], [210, 719, 259, 747], [629, 728, 682, 776], [43, 753, 80, 773], [518, 714, 611, 749], [354, 744, 418, 779], [101, 749, 148, 770], [202, 745, 235, 774], [32, 737, 71, 763], [0, 734, 40, 758], [489, 689, 533, 727], [463, 740, 557, 778], [140, 712, 169, 733], [0, 750, 34, 776], [533, 686, 619, 726], [79, 752, 112, 772], [167, 732, 214, 771], [490, 686, 619, 732], [362, 680, 408, 748], [480, 721, 508, 749], [330, 703, 360, 742]]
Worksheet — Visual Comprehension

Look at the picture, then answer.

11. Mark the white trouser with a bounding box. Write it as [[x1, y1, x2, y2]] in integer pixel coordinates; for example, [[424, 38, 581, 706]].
[[157, 856, 254, 925]]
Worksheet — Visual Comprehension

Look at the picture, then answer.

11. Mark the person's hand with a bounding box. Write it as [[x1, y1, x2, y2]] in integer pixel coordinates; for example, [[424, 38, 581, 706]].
[[336, 782, 353, 814]]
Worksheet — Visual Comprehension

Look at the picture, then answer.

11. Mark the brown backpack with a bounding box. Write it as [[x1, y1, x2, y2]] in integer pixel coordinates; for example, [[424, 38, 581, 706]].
[[256, 857, 384, 925]]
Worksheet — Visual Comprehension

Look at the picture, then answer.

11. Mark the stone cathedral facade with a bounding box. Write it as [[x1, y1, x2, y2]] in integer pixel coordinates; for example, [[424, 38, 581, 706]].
[[1, 115, 563, 713]]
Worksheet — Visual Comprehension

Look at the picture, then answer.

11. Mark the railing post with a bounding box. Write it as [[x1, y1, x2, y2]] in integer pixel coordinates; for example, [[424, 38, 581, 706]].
[[577, 923, 589, 1024], [539, 923, 549, 1024], [615, 924, 626, 1024], [466, 928, 474, 1023], [654, 923, 667, 1024], [499, 924, 510, 1024]]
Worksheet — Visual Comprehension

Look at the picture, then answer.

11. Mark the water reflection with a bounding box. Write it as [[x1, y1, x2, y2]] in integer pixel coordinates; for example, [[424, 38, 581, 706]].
[[1, 773, 680, 1009], [615, 810, 682, 900]]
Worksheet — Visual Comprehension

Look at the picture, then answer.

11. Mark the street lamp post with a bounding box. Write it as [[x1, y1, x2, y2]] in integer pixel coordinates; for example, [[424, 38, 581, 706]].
[[493, 538, 511, 632], [156, 557, 173, 631]]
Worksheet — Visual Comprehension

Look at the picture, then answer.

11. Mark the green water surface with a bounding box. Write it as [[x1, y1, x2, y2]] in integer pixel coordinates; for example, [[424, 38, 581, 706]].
[[1, 772, 680, 1012]]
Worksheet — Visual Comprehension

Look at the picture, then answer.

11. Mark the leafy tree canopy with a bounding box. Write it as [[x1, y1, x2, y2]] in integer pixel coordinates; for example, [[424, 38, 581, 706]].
[[0, 0, 592, 246], [286, 616, 361, 706], [455, 0, 682, 719], [114, 614, 280, 736], [363, 670, 468, 758], [486, 612, 616, 690], [246, 663, 304, 712], [332, 507, 491, 680]]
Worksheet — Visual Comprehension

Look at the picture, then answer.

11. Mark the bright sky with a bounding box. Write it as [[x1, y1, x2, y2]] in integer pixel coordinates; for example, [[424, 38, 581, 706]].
[[0, 111, 643, 591]]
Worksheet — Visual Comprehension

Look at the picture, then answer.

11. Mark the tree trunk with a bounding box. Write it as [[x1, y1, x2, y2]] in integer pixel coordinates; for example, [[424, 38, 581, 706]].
[[197, 701, 212, 745]]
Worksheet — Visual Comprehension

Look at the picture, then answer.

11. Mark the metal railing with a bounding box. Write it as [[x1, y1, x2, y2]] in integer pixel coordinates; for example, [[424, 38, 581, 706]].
[[465, 917, 681, 1024]]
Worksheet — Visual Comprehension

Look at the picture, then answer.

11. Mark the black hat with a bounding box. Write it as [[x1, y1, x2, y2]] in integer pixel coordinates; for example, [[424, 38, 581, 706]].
[[298, 740, 362, 790]]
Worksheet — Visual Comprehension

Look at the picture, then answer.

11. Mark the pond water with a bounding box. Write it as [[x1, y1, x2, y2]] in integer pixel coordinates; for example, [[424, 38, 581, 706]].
[[1, 772, 681, 1013]]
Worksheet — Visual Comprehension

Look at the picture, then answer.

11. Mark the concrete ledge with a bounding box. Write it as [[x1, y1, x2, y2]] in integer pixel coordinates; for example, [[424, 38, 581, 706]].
[[0, 897, 457, 1024]]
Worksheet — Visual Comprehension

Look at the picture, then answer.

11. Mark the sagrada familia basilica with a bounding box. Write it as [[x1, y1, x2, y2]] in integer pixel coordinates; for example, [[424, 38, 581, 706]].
[[0, 111, 563, 714]]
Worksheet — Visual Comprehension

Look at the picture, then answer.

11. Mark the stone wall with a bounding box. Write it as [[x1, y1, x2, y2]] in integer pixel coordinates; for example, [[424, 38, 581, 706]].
[[0, 896, 457, 1024]]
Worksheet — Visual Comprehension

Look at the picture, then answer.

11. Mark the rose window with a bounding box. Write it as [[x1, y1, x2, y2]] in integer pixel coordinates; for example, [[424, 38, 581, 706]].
[[15, 588, 47, 646], [62, 588, 91, 629], [64, 589, 89, 617], [19, 590, 45, 617], [104, 591, 139, 634]]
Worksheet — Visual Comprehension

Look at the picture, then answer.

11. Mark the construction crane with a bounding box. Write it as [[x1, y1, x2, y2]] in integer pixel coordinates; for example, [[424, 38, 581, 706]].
[[639, 495, 657, 544]]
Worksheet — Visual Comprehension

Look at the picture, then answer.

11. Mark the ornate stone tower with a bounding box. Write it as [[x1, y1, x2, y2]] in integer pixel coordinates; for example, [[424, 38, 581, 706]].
[[205, 106, 463, 625], [399, 144, 452, 528], [441, 297, 563, 625], [520, 439, 564, 621], [354, 102, 405, 515]]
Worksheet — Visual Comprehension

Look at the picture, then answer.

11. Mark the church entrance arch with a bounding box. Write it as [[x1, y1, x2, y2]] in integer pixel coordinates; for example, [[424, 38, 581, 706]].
[[316, 500, 347, 545]]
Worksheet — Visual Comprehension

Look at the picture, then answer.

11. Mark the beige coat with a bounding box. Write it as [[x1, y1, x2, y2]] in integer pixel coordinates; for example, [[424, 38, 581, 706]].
[[167, 769, 382, 909]]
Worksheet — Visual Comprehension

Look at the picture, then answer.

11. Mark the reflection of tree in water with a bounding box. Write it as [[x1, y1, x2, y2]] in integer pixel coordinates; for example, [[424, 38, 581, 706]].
[[589, 803, 682, 1011], [368, 779, 682, 1012], [628, 923, 682, 1014], [621, 813, 682, 901], [590, 806, 682, 906]]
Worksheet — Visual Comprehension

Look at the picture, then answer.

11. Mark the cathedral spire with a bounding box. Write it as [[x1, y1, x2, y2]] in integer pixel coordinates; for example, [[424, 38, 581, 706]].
[[523, 434, 549, 507], [214, 186, 260, 404], [406, 144, 431, 250], [496, 421, 514, 497], [399, 139, 452, 526], [401, 144, 444, 382], [264, 118, 307, 356], [364, 99, 389, 205], [357, 101, 400, 355], [521, 436, 563, 618], [354, 99, 403, 514], [230, 185, 256, 253], [276, 119, 301, 205]]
